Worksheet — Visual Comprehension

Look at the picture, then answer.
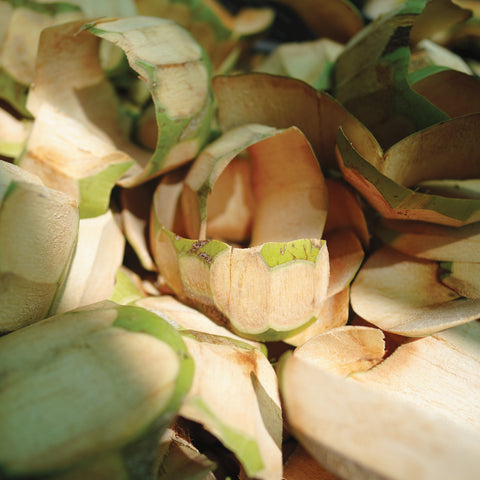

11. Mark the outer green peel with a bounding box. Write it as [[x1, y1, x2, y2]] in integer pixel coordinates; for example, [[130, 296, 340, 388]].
[[260, 240, 322, 268], [78, 161, 133, 218]]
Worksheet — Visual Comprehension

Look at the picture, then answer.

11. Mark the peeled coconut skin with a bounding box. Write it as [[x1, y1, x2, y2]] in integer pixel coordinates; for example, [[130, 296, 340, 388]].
[[0, 160, 79, 333]]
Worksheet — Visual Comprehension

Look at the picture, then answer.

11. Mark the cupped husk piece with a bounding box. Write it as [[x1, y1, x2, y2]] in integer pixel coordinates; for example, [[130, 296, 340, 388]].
[[350, 245, 480, 336], [151, 124, 330, 341], [336, 113, 480, 226], [179, 330, 282, 480], [0, 301, 194, 479], [279, 324, 480, 480], [0, 160, 79, 333]]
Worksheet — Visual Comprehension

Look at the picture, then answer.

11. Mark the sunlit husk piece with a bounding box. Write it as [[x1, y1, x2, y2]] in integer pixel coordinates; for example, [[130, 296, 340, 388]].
[[255, 38, 344, 90], [0, 161, 78, 333], [350, 245, 480, 336], [0, 301, 194, 479], [440, 261, 480, 298], [279, 324, 480, 480], [269, 0, 363, 43], [52, 210, 125, 314], [179, 330, 282, 480], [375, 218, 480, 262], [135, 0, 274, 72], [213, 73, 380, 172], [336, 113, 480, 226], [151, 125, 330, 340]]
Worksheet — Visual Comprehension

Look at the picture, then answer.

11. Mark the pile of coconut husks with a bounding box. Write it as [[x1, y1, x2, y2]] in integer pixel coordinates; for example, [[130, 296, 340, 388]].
[[1, 0, 480, 478]]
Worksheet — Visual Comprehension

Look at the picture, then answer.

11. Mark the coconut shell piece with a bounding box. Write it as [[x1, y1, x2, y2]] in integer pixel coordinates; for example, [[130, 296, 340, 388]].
[[151, 124, 330, 341], [350, 245, 480, 336], [279, 324, 480, 480]]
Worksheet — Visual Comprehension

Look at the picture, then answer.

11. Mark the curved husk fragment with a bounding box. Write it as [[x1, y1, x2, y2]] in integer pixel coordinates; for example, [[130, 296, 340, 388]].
[[85, 16, 214, 186], [213, 73, 381, 171], [151, 125, 330, 340], [0, 301, 194, 479], [0, 160, 78, 333], [135, 0, 274, 72], [179, 330, 282, 480], [375, 218, 480, 262], [269, 0, 363, 43], [336, 120, 480, 226], [333, 0, 456, 149], [52, 210, 125, 314], [279, 324, 480, 480], [350, 245, 480, 336]]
